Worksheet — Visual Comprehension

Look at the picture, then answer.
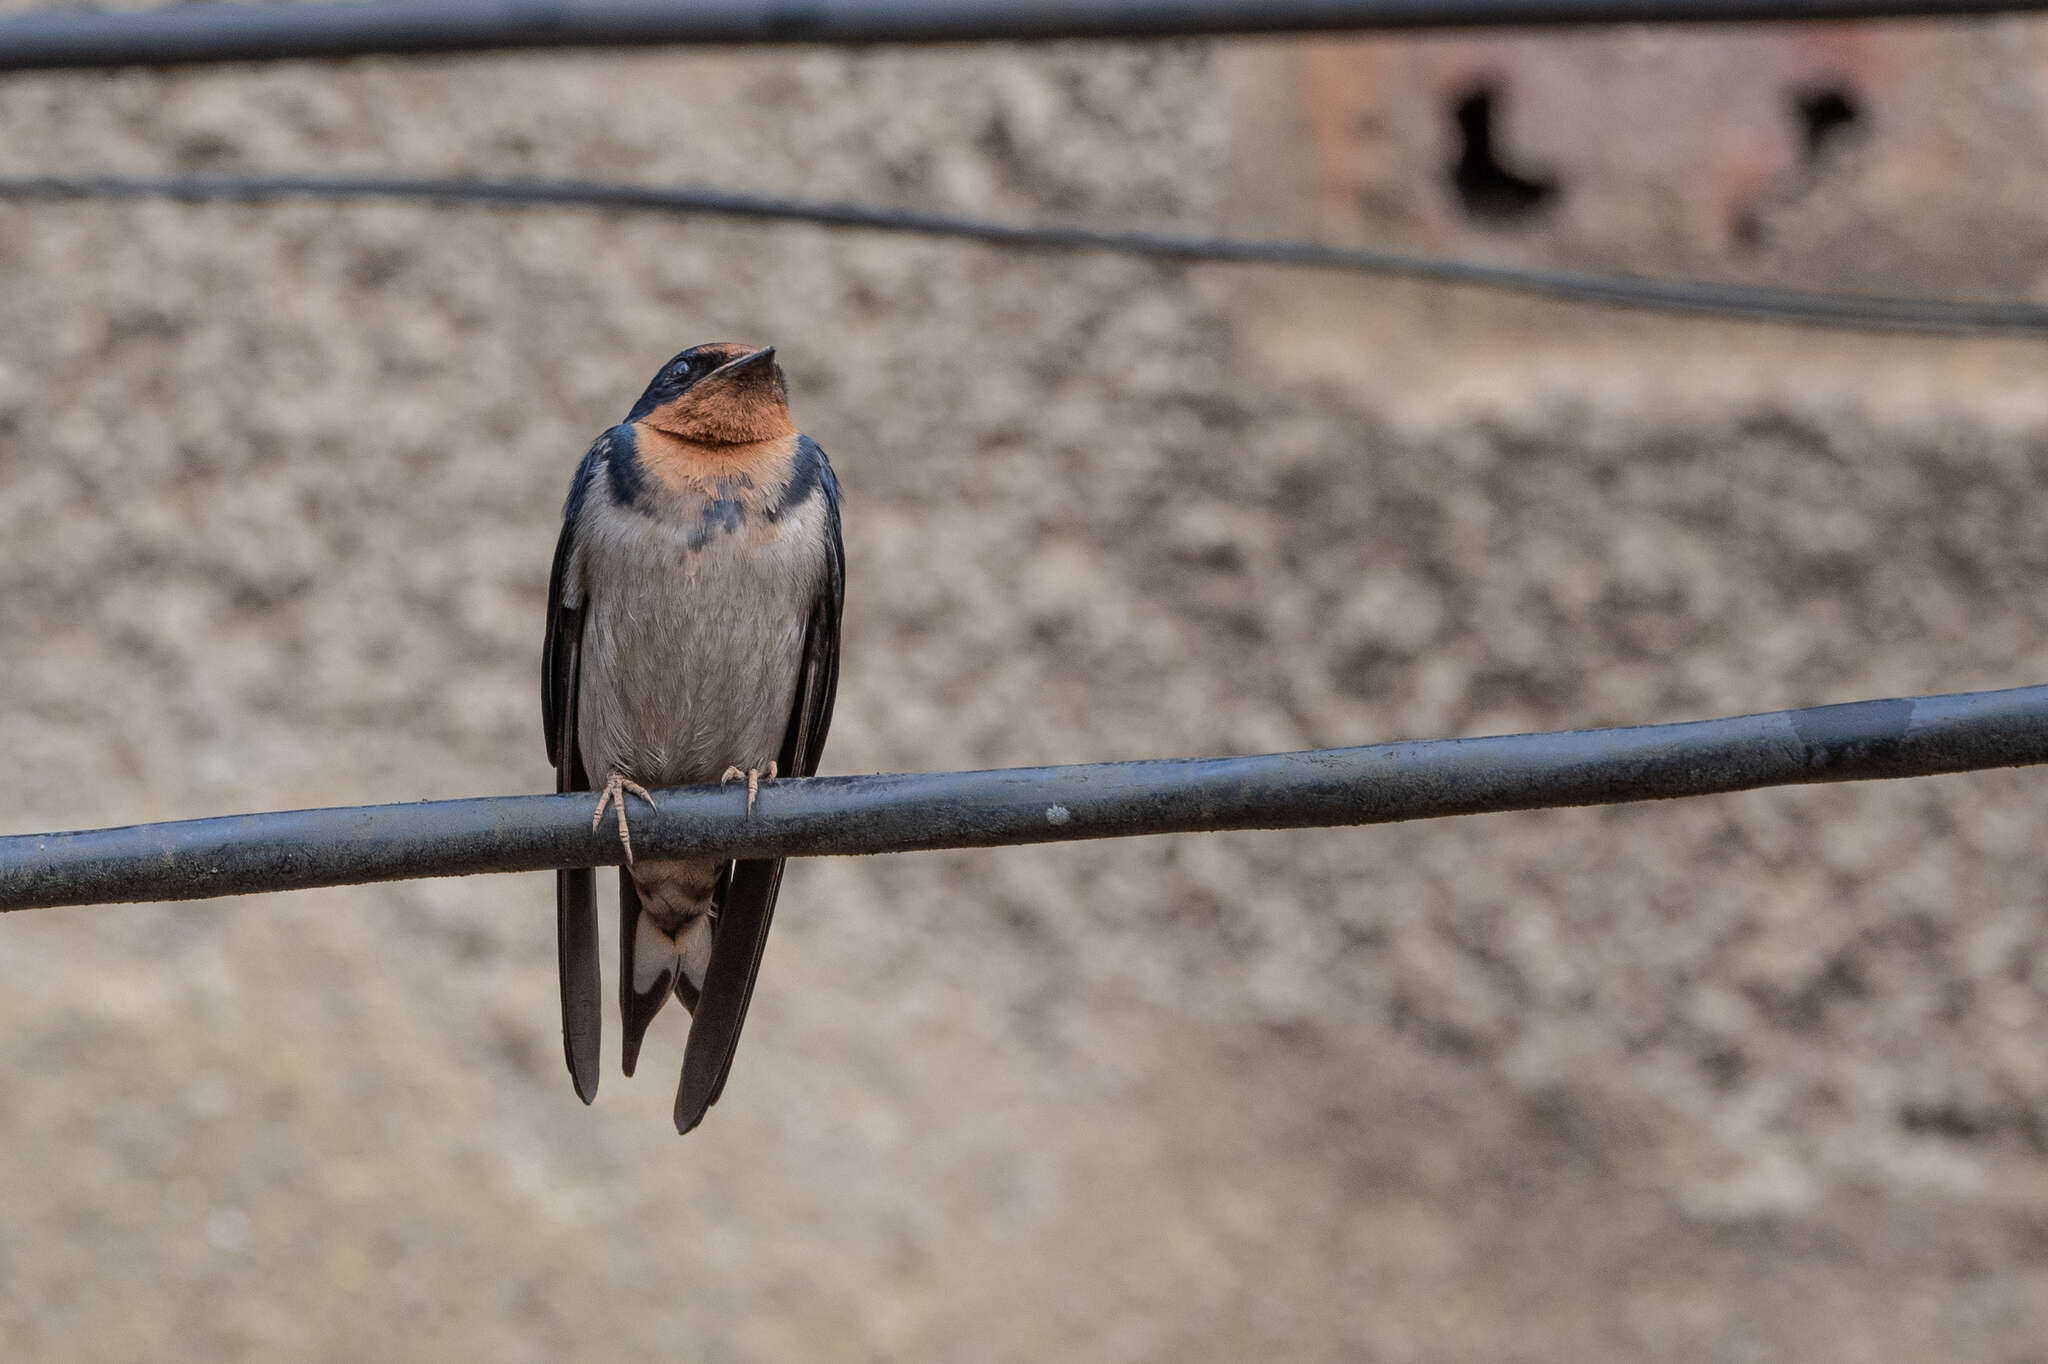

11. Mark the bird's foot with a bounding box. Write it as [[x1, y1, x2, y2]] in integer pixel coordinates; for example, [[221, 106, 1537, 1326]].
[[720, 761, 778, 815], [592, 774, 657, 864]]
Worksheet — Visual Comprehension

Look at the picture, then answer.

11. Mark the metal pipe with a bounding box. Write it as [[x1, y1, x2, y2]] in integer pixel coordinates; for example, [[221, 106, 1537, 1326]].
[[1, 0, 2045, 74], [3, 683, 2044, 913]]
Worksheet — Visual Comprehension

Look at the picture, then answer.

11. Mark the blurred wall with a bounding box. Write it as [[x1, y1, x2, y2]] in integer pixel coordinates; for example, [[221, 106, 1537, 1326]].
[[2, 12, 2048, 1361]]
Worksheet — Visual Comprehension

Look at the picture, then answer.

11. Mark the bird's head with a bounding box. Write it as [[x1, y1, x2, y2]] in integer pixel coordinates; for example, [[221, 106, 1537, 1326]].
[[628, 342, 796, 445]]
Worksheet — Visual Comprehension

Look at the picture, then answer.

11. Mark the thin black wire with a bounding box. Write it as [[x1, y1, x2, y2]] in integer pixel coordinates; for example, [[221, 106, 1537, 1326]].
[[3, 683, 2044, 912], [2, 0, 2046, 72], [3, 172, 2045, 335]]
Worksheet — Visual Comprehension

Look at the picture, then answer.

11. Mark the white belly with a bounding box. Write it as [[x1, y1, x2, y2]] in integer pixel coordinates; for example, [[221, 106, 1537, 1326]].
[[573, 497, 828, 788]]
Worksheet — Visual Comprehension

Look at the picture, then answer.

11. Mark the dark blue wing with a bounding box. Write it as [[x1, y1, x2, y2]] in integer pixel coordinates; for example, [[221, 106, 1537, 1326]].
[[545, 434, 611, 1105]]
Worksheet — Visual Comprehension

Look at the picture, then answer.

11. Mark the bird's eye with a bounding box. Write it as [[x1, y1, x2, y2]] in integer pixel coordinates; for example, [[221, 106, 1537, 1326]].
[[672, 360, 696, 381]]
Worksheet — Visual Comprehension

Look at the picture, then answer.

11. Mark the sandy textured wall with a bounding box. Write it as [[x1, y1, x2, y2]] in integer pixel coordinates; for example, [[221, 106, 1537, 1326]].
[[2, 15, 2048, 1360]]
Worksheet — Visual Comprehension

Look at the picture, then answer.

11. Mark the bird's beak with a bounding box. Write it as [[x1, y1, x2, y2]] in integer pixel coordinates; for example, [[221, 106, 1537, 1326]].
[[694, 346, 782, 406], [712, 346, 777, 380]]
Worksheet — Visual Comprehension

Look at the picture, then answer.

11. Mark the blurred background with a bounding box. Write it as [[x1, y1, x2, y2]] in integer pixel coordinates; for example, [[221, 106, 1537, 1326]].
[[3, 4, 2048, 1359]]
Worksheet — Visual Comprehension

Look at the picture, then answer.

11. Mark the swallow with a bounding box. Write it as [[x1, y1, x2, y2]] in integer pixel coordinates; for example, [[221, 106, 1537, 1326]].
[[542, 342, 843, 1133]]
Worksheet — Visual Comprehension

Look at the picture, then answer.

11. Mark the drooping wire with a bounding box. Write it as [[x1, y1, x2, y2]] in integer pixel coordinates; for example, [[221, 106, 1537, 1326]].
[[3, 172, 2045, 335], [0, 0, 2044, 73]]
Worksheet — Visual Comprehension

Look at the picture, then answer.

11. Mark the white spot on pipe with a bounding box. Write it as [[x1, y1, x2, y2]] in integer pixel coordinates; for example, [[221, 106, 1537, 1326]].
[[1046, 805, 1071, 826]]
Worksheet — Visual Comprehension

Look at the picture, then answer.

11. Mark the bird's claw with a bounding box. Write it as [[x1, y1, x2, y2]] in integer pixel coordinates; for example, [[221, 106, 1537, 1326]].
[[720, 761, 778, 815], [592, 774, 657, 864]]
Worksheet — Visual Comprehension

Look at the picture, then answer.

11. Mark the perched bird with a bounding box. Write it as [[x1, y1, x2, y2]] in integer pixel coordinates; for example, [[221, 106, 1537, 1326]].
[[542, 342, 843, 1133]]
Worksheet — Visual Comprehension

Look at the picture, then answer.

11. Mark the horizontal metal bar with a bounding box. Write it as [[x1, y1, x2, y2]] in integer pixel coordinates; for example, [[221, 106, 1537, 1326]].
[[2, 683, 2044, 913], [0, 0, 2043, 74], [6, 174, 2046, 335]]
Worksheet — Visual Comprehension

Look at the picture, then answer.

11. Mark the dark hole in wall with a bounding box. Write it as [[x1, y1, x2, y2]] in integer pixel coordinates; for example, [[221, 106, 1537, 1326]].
[[1794, 84, 1863, 162], [1734, 83, 1867, 248], [1448, 86, 1559, 224]]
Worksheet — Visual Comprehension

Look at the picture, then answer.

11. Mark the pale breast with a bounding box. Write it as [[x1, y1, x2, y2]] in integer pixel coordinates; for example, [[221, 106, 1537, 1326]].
[[571, 480, 832, 789]]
